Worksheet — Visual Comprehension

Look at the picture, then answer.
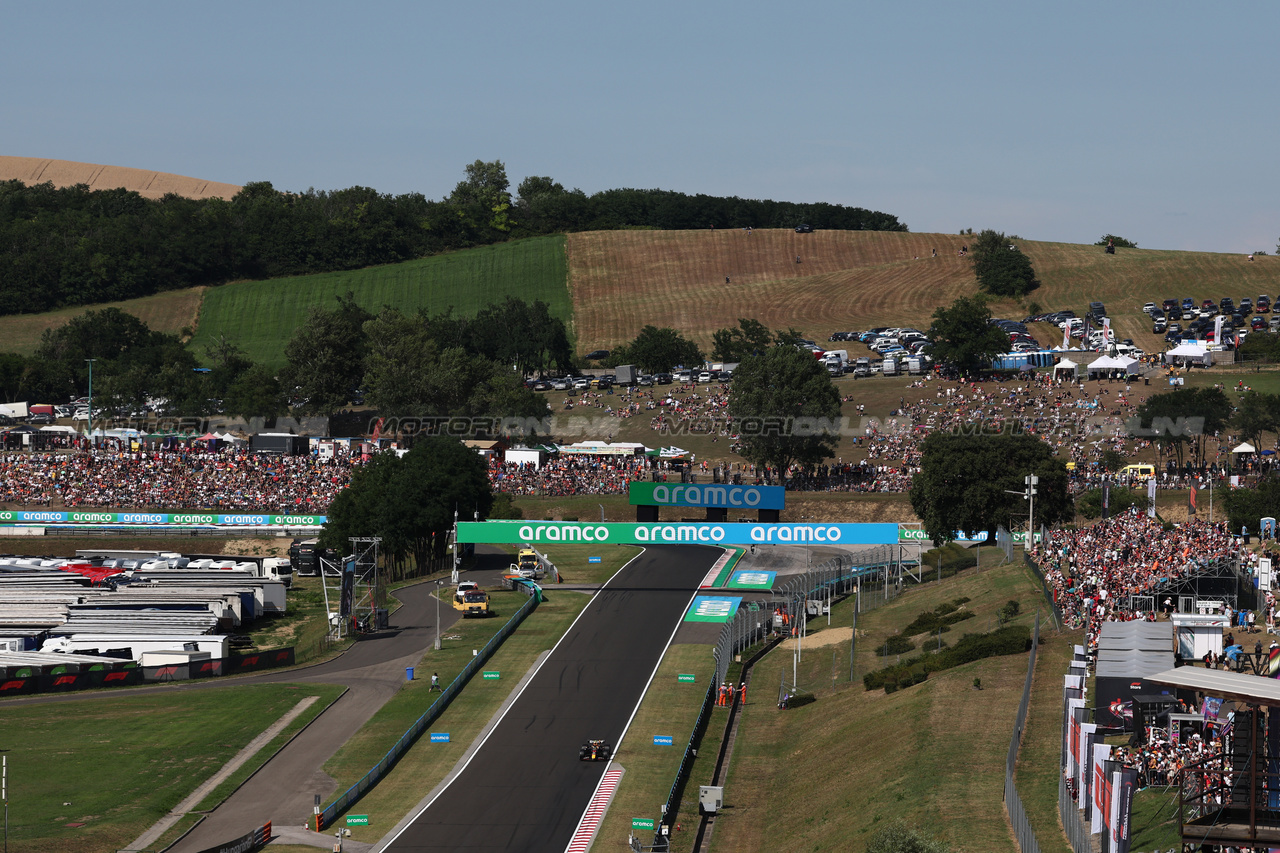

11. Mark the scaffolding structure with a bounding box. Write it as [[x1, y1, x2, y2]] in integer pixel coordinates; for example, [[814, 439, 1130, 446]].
[[348, 537, 383, 634]]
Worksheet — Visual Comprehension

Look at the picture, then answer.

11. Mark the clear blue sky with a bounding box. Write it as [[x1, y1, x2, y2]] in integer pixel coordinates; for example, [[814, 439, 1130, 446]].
[[4, 1, 1277, 253]]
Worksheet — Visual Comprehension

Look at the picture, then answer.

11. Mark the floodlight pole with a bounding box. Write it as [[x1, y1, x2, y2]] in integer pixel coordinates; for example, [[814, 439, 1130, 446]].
[[85, 358, 96, 444], [434, 578, 442, 651], [1025, 475, 1038, 552]]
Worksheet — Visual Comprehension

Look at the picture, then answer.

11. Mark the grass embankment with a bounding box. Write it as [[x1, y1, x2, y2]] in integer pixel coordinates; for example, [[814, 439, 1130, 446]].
[[704, 554, 1057, 853], [322, 587, 591, 843], [188, 235, 571, 368], [0, 683, 344, 853], [594, 645, 719, 850]]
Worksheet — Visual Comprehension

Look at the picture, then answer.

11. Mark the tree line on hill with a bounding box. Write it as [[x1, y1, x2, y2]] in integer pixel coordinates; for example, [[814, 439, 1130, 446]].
[[0, 296, 566, 425], [0, 160, 906, 316]]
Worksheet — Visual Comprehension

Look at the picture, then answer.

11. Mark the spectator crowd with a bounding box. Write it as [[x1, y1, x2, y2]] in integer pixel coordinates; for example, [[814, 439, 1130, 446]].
[[0, 448, 356, 513]]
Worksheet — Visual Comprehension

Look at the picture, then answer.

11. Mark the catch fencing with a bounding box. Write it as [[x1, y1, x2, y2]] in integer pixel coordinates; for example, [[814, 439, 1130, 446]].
[[653, 545, 910, 847], [317, 583, 540, 830], [1003, 613, 1042, 853]]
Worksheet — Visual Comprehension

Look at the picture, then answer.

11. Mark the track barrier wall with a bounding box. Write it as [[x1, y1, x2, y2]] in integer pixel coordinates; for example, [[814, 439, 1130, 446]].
[[316, 583, 540, 830]]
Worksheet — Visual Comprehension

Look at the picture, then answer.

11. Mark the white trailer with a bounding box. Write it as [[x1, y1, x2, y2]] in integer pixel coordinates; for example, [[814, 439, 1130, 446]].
[[42, 633, 230, 661]]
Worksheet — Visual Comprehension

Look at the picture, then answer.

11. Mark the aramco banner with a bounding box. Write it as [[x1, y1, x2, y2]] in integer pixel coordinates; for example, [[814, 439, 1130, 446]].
[[0, 510, 325, 526], [628, 481, 786, 510], [456, 521, 899, 546]]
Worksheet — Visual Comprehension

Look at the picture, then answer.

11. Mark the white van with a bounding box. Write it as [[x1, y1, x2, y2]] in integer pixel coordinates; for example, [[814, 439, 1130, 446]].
[[882, 357, 899, 376]]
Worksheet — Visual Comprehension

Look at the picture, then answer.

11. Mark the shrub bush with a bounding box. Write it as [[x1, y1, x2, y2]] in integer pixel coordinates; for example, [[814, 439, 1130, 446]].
[[881, 635, 916, 656], [863, 624, 1031, 690], [921, 636, 949, 652]]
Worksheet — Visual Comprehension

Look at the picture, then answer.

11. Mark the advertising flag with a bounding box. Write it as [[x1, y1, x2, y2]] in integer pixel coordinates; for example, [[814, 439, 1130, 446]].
[[1102, 480, 1111, 519], [1147, 478, 1157, 518], [1091, 744, 1113, 834], [1062, 321, 1071, 350], [1111, 765, 1138, 853], [1189, 483, 1197, 515]]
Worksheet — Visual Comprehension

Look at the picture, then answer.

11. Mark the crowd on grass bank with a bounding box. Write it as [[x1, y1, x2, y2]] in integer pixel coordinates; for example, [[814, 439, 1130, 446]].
[[0, 448, 356, 513], [554, 370, 1274, 495]]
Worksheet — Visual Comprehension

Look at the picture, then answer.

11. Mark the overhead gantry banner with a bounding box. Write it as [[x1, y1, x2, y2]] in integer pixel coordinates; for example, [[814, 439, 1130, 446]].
[[456, 521, 900, 546]]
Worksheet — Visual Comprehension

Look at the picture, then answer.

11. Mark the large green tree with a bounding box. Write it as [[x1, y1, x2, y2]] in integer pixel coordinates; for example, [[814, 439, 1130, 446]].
[[711, 319, 775, 362], [469, 297, 572, 376], [1129, 387, 1231, 469], [970, 229, 1039, 297], [909, 432, 1072, 543], [727, 346, 841, 475], [925, 296, 1011, 377], [322, 436, 493, 579], [282, 292, 373, 415], [1231, 392, 1280, 449], [610, 325, 703, 373]]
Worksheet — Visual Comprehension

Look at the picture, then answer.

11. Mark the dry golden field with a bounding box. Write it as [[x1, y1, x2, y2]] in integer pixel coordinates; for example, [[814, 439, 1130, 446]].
[[0, 156, 241, 200], [566, 229, 1280, 354]]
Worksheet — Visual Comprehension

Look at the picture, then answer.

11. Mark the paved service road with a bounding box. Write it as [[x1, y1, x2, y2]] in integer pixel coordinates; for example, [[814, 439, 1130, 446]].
[[379, 543, 719, 853], [171, 551, 514, 853]]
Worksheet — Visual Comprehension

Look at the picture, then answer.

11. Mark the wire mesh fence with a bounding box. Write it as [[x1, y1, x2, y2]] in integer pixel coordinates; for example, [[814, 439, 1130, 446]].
[[317, 586, 540, 830], [1004, 614, 1042, 853]]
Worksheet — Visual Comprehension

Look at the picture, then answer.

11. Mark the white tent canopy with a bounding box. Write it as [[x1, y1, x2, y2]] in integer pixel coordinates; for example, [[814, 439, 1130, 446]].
[[1168, 342, 1208, 357], [1232, 442, 1257, 454], [1052, 358, 1079, 379]]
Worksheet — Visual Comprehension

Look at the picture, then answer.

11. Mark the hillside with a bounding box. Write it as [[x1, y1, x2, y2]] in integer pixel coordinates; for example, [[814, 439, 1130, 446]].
[[0, 156, 241, 200], [567, 229, 1280, 354], [187, 236, 571, 368], [3, 228, 1279, 367]]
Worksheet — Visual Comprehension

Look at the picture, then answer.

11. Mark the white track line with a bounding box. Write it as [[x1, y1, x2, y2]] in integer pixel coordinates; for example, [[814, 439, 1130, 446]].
[[376, 547, 649, 853]]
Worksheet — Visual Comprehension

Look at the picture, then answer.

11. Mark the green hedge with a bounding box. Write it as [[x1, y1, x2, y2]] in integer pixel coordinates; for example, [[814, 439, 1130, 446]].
[[863, 624, 1032, 692]]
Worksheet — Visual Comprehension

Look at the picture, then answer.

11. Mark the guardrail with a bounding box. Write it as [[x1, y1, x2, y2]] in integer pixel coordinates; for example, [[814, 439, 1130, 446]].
[[316, 585, 540, 829], [1003, 613, 1041, 853]]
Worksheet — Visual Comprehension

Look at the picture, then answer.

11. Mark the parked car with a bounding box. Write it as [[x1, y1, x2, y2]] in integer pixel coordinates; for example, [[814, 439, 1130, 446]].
[[28, 413, 54, 425], [1257, 295, 1271, 313], [1252, 316, 1268, 331], [795, 224, 814, 233], [1142, 302, 1157, 315], [1152, 320, 1167, 334], [584, 349, 610, 361], [1241, 297, 1254, 312]]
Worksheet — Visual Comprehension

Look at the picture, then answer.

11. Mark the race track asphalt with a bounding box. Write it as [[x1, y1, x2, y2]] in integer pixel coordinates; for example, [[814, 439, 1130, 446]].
[[379, 543, 720, 853]]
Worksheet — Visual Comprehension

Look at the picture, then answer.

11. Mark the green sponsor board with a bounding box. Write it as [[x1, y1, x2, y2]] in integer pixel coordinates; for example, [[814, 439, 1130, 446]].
[[632, 817, 656, 831], [726, 570, 776, 589], [482, 671, 500, 679], [684, 595, 742, 623], [677, 673, 696, 683], [346, 815, 369, 826]]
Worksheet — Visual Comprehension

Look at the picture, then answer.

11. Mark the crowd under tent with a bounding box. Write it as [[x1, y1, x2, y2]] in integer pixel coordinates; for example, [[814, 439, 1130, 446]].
[[1052, 358, 1079, 381]]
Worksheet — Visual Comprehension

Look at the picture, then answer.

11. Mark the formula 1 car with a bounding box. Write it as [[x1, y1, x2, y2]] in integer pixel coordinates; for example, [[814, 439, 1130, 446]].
[[579, 739, 612, 761]]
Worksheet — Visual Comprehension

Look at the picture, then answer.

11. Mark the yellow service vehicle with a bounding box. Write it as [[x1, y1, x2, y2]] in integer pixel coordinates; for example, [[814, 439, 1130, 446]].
[[453, 588, 491, 617]]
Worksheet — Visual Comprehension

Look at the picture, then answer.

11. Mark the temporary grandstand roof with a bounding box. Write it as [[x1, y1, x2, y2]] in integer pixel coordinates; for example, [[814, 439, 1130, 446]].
[[1149, 667, 1280, 706]]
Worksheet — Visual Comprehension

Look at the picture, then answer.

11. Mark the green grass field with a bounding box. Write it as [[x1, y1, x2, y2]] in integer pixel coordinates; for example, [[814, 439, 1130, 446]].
[[707, 555, 1059, 853], [0, 683, 344, 853], [187, 235, 570, 367]]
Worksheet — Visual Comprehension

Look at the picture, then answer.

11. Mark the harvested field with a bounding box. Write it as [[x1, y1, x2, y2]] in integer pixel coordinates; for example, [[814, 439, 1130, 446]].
[[0, 156, 240, 200], [566, 229, 1280, 357], [0, 287, 206, 356]]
